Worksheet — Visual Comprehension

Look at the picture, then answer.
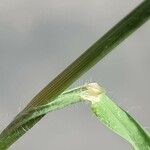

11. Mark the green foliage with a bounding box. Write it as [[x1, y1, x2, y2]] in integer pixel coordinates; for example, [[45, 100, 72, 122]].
[[0, 83, 150, 150], [91, 93, 150, 150], [0, 0, 150, 149], [0, 85, 87, 149]]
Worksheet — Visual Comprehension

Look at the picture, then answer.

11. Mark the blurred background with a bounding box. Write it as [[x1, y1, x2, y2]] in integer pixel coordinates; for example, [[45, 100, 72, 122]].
[[0, 0, 150, 149]]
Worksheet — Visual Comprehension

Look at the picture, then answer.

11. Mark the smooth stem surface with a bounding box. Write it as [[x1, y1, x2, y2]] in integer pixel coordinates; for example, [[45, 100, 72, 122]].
[[24, 0, 150, 110], [0, 0, 150, 149]]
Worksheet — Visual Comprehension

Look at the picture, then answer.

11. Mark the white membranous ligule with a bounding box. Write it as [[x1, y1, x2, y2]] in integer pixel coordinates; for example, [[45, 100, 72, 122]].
[[81, 83, 105, 103]]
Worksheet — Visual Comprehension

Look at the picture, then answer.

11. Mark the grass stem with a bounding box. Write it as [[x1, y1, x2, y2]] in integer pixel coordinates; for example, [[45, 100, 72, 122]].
[[0, 1, 150, 149]]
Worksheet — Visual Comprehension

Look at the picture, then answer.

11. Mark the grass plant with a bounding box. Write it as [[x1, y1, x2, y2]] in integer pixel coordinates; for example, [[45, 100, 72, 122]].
[[0, 1, 150, 149]]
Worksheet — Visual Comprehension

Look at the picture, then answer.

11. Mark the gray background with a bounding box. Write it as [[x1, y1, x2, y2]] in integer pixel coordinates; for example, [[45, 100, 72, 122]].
[[0, 0, 150, 149]]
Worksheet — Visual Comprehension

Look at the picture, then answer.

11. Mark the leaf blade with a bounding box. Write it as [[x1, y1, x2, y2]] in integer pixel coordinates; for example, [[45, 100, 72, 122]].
[[91, 94, 150, 150]]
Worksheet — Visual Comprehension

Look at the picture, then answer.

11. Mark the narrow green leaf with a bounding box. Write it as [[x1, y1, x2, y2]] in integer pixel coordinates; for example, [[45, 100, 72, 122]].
[[1, 83, 150, 150], [24, 0, 150, 111], [91, 93, 150, 150], [0, 85, 87, 149], [0, 0, 150, 148]]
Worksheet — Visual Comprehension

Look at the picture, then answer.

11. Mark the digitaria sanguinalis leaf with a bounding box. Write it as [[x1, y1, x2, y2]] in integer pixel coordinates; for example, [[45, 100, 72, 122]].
[[90, 91, 150, 150], [1, 83, 150, 150], [0, 85, 87, 149], [81, 83, 150, 150], [0, 0, 150, 149]]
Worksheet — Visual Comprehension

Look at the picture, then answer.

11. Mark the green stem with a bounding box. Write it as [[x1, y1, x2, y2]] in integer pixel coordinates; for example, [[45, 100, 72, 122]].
[[0, 0, 150, 149], [0, 85, 87, 149], [24, 0, 150, 110]]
